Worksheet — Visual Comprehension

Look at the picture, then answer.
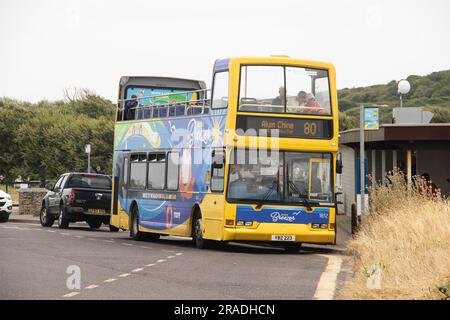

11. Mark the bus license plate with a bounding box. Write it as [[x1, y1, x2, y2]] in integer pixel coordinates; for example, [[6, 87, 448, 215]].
[[271, 235, 295, 241], [89, 208, 106, 214]]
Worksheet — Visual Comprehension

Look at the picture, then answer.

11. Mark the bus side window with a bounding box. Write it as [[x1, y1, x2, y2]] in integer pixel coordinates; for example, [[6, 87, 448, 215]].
[[211, 149, 225, 192], [123, 156, 129, 187], [167, 152, 179, 191], [211, 71, 229, 109], [129, 154, 147, 189], [147, 153, 166, 190]]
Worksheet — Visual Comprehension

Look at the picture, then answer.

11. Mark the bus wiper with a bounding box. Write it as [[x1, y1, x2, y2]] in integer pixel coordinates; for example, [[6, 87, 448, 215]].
[[255, 180, 277, 209], [288, 180, 312, 211]]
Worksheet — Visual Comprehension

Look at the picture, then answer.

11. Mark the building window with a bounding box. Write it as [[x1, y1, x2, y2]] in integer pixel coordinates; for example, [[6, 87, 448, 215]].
[[148, 153, 166, 190]]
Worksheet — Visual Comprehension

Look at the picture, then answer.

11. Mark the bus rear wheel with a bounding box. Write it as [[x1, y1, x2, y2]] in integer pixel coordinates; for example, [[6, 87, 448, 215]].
[[130, 205, 143, 241], [192, 213, 210, 249], [130, 205, 159, 241]]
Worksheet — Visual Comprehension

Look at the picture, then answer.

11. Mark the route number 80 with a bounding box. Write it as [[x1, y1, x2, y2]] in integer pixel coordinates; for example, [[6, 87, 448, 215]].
[[304, 122, 317, 135]]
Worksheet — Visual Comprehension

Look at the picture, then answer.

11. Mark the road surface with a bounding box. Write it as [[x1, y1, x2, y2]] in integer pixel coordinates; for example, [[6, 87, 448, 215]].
[[0, 220, 350, 300]]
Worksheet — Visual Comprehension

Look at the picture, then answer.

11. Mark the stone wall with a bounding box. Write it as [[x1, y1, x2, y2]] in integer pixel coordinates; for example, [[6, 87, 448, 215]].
[[18, 188, 48, 216]]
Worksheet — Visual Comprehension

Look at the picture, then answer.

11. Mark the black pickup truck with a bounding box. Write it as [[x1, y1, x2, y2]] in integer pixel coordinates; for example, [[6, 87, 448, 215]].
[[40, 172, 118, 231]]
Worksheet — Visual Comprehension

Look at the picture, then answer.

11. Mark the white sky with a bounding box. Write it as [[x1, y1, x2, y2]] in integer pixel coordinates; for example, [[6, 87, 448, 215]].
[[1, 0, 449, 102]]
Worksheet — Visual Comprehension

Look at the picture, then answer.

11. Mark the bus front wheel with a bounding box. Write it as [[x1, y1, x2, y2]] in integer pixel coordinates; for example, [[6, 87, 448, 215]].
[[283, 243, 302, 253]]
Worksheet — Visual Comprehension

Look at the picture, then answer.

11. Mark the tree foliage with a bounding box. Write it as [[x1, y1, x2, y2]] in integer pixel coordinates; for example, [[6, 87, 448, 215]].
[[338, 70, 450, 130], [0, 92, 115, 181]]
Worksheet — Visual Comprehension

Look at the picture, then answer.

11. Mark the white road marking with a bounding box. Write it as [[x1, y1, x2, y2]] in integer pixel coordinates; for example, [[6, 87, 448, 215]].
[[103, 240, 114, 243], [85, 284, 99, 290], [62, 292, 80, 298], [140, 246, 151, 249], [60, 233, 70, 235], [167, 256, 175, 259], [88, 238, 96, 241], [121, 243, 133, 246], [156, 259, 166, 263], [46, 230, 56, 233], [104, 278, 117, 283], [175, 253, 183, 256], [145, 263, 155, 267], [75, 235, 84, 238], [118, 273, 131, 278], [131, 268, 144, 273], [313, 255, 343, 300], [7, 222, 41, 227]]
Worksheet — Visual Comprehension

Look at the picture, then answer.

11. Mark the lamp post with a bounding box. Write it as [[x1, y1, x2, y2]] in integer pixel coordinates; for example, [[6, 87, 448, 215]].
[[398, 79, 411, 108], [85, 144, 91, 173], [359, 104, 389, 223]]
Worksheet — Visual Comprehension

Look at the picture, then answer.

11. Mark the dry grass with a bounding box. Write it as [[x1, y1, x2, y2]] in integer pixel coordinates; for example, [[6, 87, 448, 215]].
[[338, 170, 450, 300]]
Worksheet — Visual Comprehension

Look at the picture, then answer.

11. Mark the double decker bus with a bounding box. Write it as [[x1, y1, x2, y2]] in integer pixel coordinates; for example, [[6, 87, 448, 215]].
[[110, 56, 340, 251]]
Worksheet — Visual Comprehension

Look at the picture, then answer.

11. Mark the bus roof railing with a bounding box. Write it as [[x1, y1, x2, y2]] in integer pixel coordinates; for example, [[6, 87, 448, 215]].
[[117, 88, 211, 121]]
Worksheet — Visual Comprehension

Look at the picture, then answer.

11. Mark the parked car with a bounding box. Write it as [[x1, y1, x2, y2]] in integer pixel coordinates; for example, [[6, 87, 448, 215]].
[[40, 173, 118, 231], [0, 190, 13, 222]]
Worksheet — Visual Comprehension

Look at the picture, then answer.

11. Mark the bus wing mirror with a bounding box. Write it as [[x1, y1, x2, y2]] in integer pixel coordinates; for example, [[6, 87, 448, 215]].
[[336, 159, 343, 174]]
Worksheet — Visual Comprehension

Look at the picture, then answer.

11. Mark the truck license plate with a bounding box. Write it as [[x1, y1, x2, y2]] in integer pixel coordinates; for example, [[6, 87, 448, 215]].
[[89, 208, 106, 214]]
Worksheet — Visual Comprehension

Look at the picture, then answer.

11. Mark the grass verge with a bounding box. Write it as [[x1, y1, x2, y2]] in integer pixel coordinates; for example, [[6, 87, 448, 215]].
[[337, 171, 450, 300]]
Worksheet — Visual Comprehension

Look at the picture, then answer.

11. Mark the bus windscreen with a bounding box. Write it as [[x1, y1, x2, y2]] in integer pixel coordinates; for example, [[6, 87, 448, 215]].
[[126, 87, 193, 106]]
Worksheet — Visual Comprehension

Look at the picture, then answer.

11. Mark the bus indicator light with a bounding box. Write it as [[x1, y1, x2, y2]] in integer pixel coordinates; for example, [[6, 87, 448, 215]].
[[226, 219, 234, 226]]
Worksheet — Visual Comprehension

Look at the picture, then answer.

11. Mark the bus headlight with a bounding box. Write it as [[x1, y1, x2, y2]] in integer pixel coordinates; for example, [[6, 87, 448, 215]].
[[236, 220, 253, 226], [312, 223, 328, 229]]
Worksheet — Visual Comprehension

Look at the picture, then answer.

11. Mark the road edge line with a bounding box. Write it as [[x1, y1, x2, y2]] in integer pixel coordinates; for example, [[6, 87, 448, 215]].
[[313, 254, 343, 300]]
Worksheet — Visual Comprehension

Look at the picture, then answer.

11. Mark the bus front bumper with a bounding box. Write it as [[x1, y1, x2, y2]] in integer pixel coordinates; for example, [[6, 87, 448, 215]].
[[222, 223, 335, 244]]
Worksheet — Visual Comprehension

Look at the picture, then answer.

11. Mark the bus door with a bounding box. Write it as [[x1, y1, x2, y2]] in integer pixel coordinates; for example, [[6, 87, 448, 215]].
[[202, 148, 226, 240], [119, 153, 130, 229]]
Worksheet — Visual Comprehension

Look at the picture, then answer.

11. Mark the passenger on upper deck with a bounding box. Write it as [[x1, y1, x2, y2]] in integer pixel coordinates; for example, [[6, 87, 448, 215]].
[[272, 87, 286, 106], [124, 94, 138, 120], [296, 91, 325, 114]]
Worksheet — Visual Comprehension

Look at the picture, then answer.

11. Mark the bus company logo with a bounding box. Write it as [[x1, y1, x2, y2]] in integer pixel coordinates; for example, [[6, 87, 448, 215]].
[[319, 212, 328, 219], [270, 212, 297, 223]]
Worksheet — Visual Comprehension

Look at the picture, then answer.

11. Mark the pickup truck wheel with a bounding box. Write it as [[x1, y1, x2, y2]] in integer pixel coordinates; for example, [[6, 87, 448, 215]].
[[40, 206, 54, 227], [57, 207, 69, 229], [87, 218, 102, 229], [0, 212, 9, 223]]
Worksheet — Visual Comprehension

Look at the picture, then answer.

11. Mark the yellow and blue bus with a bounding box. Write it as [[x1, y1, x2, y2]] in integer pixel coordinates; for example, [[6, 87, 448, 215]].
[[110, 56, 340, 251]]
